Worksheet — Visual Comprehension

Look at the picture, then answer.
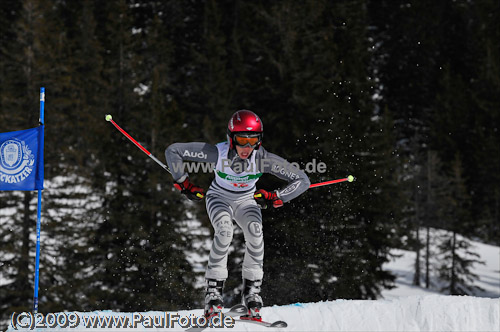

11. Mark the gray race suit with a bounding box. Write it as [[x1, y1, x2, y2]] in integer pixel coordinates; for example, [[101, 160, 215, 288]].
[[165, 141, 310, 281]]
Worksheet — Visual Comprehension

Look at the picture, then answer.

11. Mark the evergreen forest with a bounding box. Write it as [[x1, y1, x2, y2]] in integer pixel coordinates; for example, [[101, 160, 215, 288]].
[[0, 0, 499, 324]]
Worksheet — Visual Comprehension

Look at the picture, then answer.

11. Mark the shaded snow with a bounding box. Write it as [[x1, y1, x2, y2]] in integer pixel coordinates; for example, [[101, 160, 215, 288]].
[[382, 229, 500, 299]]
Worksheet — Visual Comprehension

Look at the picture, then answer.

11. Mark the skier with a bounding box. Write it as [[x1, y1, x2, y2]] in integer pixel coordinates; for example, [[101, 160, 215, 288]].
[[165, 110, 310, 320]]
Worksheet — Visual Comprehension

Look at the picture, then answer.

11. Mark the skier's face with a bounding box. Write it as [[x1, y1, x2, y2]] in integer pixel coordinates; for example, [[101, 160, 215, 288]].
[[236, 145, 254, 159]]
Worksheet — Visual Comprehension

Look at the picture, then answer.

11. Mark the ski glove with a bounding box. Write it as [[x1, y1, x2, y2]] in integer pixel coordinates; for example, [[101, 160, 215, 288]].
[[173, 178, 205, 201], [254, 189, 284, 209]]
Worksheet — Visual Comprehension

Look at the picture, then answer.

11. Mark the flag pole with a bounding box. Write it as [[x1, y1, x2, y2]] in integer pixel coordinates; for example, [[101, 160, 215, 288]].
[[33, 87, 45, 313]]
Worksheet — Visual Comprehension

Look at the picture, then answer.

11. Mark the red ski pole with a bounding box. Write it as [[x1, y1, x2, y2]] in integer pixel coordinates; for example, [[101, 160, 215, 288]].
[[106, 114, 354, 188], [105, 114, 171, 173], [309, 175, 355, 188]]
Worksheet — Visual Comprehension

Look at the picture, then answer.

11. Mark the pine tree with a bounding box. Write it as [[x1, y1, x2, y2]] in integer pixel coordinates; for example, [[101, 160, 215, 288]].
[[0, 0, 69, 318], [0, 0, 22, 109], [466, 0, 500, 244], [85, 0, 199, 310], [411, 150, 447, 288], [369, 0, 465, 260], [137, 1, 201, 308], [224, 0, 405, 303], [37, 0, 108, 312], [422, 151, 444, 288], [426, 0, 500, 245], [437, 154, 484, 295]]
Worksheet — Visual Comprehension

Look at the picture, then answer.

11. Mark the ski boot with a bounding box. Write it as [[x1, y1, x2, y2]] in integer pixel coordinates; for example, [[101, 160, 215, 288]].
[[204, 279, 224, 318], [241, 279, 263, 321]]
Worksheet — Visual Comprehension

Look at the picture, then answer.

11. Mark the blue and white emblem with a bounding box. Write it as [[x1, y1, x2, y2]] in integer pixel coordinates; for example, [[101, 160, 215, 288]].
[[0, 138, 35, 184]]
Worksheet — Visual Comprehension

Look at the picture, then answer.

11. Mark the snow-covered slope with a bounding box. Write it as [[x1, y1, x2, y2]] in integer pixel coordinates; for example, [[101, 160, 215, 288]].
[[7, 295, 499, 331], [5, 229, 499, 331], [382, 230, 500, 299]]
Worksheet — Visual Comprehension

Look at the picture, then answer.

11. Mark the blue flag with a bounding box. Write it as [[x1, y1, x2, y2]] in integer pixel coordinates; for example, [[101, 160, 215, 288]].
[[0, 126, 44, 191]]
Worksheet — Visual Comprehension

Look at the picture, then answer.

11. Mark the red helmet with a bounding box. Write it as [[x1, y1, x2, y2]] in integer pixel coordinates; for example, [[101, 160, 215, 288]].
[[227, 110, 263, 149]]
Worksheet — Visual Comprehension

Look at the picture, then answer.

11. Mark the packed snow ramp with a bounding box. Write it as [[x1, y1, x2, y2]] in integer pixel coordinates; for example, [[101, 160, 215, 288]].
[[7, 295, 499, 331]]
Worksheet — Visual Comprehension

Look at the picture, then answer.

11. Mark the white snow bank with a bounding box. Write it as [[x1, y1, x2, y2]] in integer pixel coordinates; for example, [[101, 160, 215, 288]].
[[276, 296, 499, 331], [8, 295, 499, 331]]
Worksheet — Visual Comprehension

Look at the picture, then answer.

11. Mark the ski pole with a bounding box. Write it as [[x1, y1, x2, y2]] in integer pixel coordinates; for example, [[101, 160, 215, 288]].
[[105, 114, 171, 173], [309, 175, 354, 188], [105, 114, 354, 188]]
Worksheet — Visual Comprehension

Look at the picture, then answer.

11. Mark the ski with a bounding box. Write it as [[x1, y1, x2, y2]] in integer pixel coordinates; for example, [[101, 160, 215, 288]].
[[184, 304, 247, 332], [232, 303, 288, 328], [236, 315, 288, 328], [221, 304, 247, 318]]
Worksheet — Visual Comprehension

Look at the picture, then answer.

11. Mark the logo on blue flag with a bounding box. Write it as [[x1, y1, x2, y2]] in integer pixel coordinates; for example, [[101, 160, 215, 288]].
[[0, 126, 44, 191]]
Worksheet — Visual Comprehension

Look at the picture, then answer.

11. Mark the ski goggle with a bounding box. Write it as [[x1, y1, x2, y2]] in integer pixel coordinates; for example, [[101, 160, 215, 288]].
[[234, 134, 261, 147]]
